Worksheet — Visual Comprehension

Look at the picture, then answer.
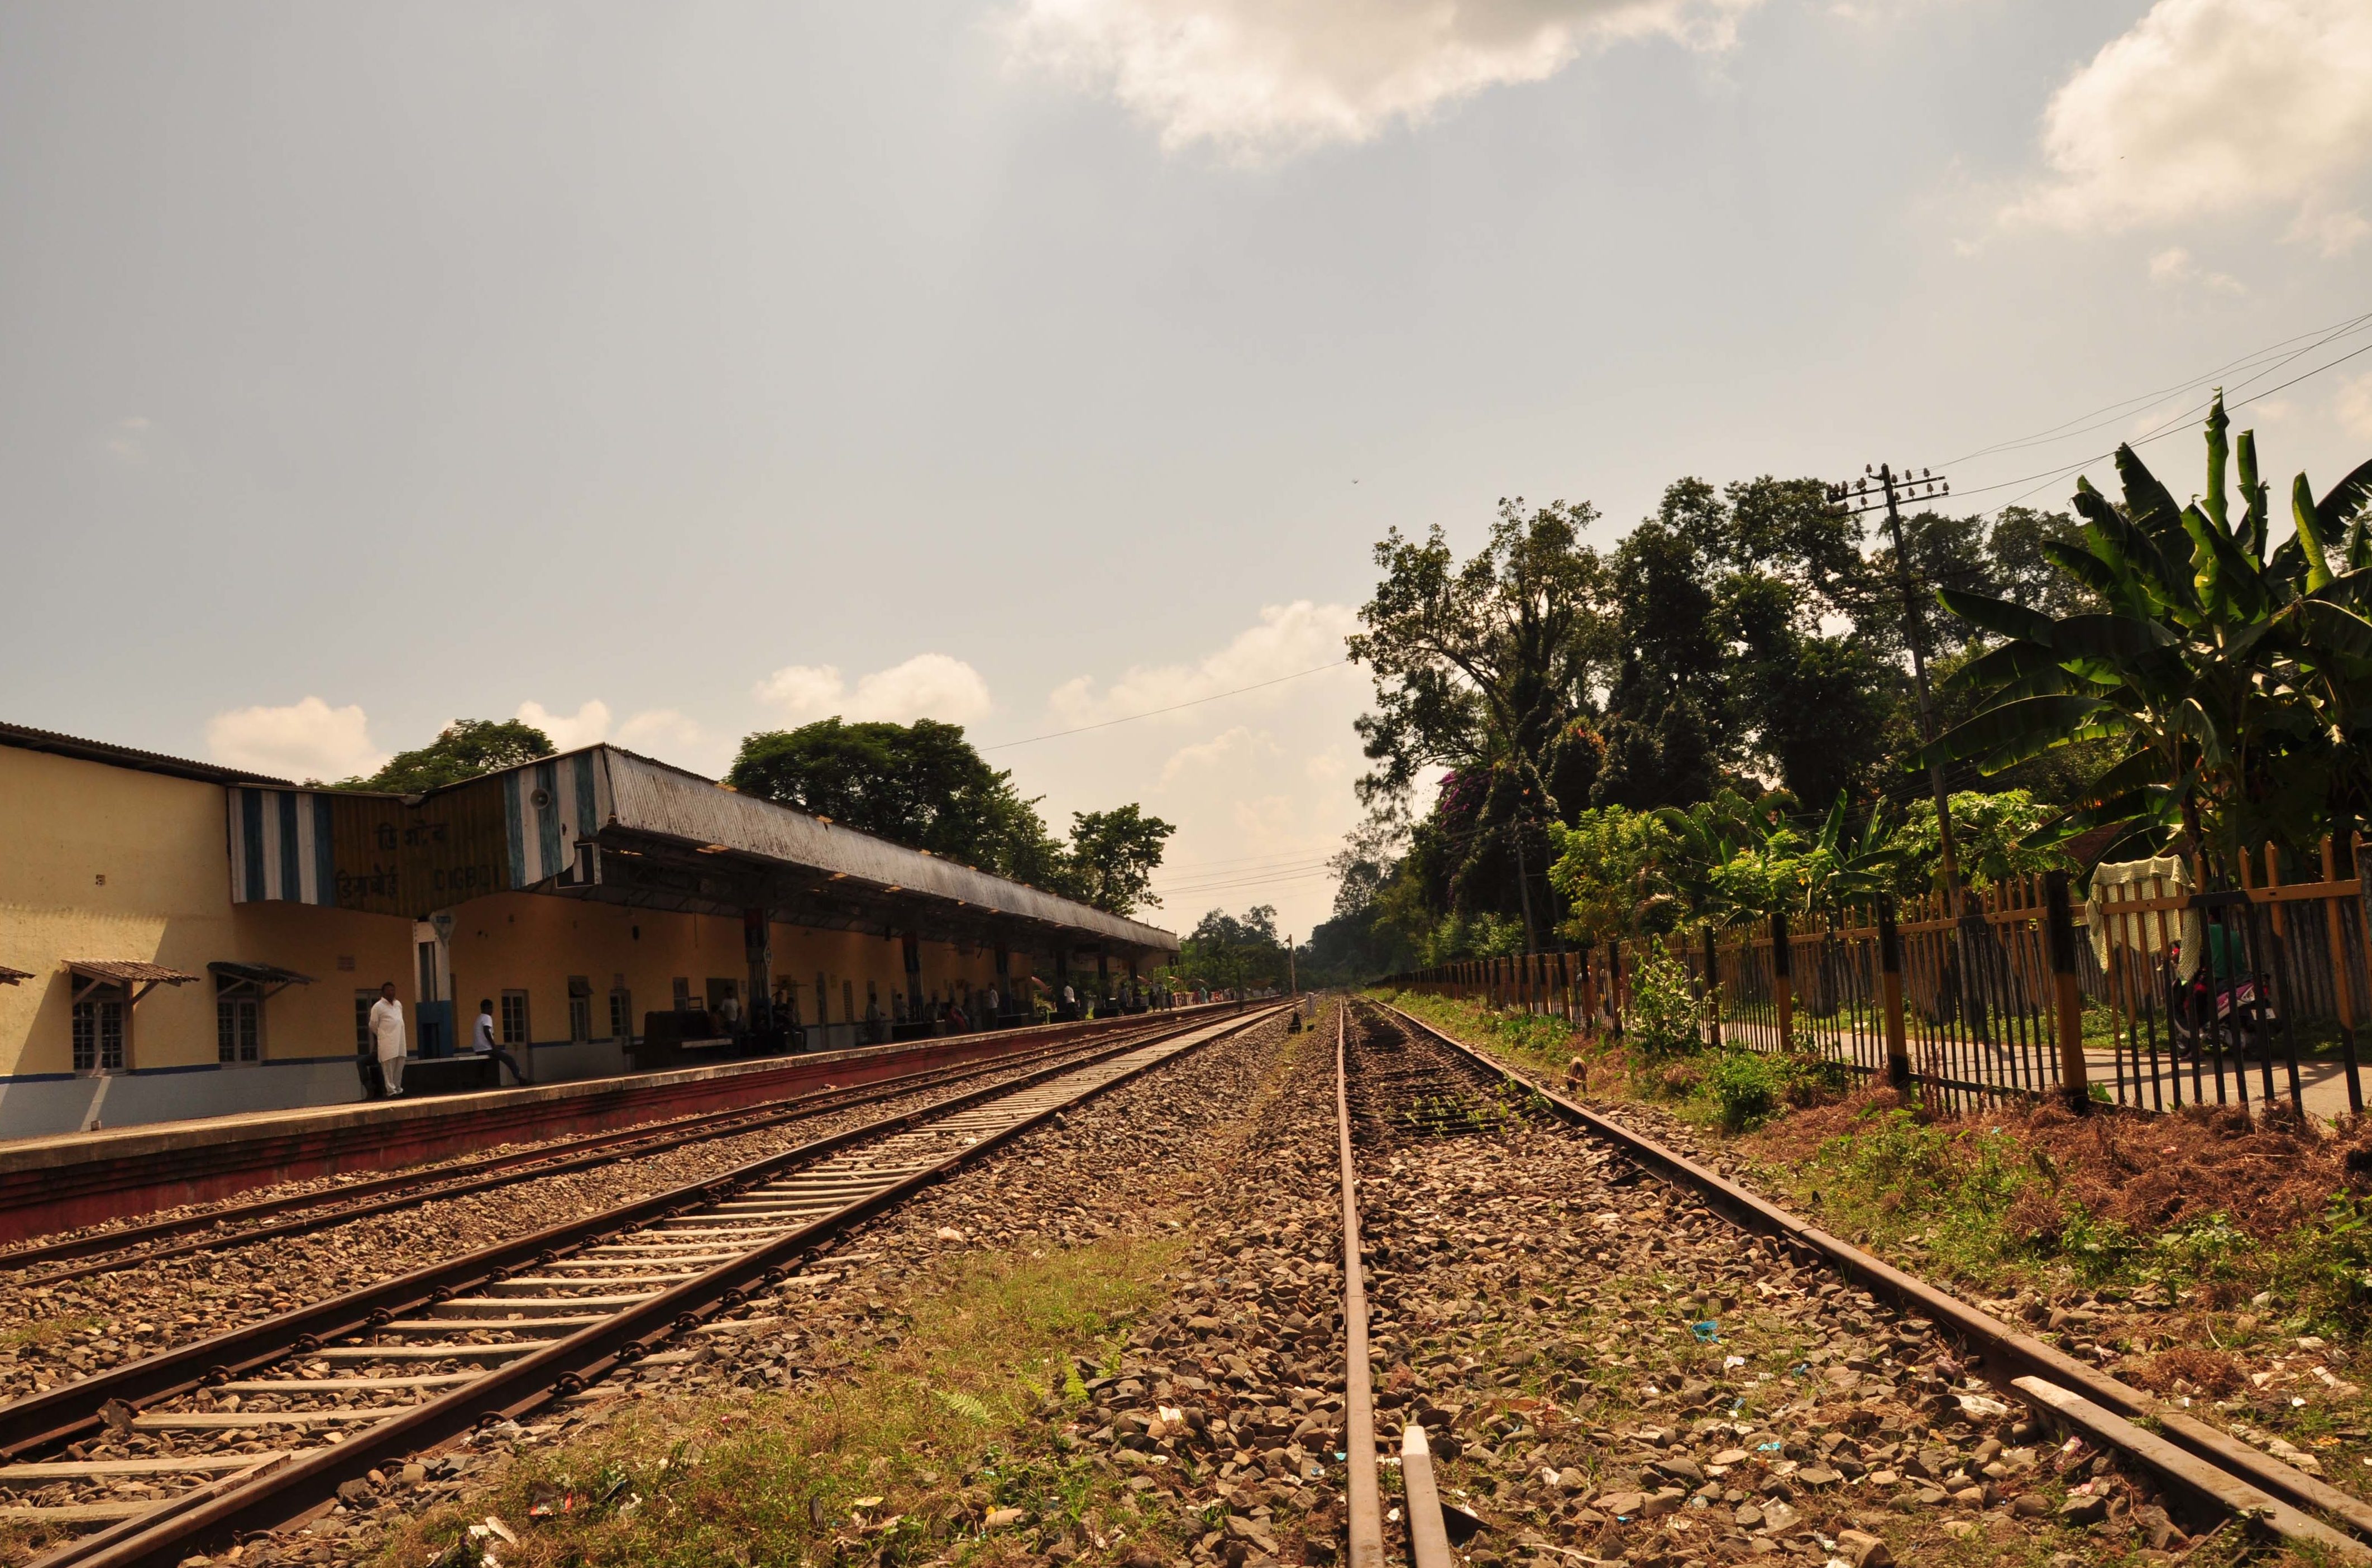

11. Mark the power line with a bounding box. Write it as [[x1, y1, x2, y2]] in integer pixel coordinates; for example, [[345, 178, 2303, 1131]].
[[1943, 322, 2372, 514], [978, 661, 1350, 752], [1939, 308, 2372, 468]]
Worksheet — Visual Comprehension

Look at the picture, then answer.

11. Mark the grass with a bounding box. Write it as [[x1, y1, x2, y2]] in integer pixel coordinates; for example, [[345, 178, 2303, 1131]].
[[372, 1237, 1191, 1568]]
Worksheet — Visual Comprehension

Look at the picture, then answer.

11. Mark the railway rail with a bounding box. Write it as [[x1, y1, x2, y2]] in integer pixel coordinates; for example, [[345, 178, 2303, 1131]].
[[2, 1021, 1188, 1287], [1330, 998, 2372, 1564], [0, 1004, 1287, 1568]]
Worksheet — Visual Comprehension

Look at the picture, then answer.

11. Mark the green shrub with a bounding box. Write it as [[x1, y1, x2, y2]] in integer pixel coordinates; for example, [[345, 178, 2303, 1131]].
[[1708, 1050, 1782, 1132], [1625, 941, 1704, 1059]]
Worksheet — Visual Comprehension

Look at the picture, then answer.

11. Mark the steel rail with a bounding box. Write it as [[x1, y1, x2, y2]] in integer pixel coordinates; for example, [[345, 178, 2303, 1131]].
[[6, 1025, 1164, 1284], [1333, 1006, 1385, 1568], [18, 1006, 1289, 1568], [1366, 998, 2372, 1559]]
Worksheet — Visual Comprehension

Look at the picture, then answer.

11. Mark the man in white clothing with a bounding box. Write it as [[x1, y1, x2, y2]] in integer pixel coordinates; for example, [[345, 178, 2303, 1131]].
[[368, 982, 407, 1097], [468, 998, 530, 1086]]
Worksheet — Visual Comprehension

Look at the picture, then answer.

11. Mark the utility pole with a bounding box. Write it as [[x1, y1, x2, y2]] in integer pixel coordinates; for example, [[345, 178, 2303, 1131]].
[[1831, 463, 1965, 915]]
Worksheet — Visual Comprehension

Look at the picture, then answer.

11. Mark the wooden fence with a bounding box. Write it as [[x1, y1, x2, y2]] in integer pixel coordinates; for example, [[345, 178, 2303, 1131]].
[[1381, 835, 2371, 1120]]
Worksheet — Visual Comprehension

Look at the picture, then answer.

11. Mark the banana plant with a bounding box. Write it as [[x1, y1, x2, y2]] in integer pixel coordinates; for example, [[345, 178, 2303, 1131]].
[[1921, 395, 2372, 864]]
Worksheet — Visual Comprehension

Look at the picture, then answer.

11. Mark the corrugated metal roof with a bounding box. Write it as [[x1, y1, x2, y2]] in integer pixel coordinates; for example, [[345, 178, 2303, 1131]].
[[208, 960, 319, 988], [597, 748, 1179, 953], [66, 960, 203, 986], [0, 721, 293, 787]]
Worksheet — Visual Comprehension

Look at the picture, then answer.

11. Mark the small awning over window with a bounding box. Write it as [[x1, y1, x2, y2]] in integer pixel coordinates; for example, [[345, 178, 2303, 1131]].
[[66, 961, 201, 1006], [0, 966, 29, 986], [208, 961, 319, 997]]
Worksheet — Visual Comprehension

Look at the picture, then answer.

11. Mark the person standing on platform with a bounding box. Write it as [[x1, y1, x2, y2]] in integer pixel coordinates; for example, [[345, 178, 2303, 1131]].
[[469, 998, 531, 1086], [368, 981, 407, 1097]]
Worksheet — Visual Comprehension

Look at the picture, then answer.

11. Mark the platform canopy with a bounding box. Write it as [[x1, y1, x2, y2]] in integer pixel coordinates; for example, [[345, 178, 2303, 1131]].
[[226, 745, 1179, 966]]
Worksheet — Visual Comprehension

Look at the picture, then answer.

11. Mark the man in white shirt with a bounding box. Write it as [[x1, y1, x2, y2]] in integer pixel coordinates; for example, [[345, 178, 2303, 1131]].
[[367, 982, 407, 1097], [468, 998, 530, 1087]]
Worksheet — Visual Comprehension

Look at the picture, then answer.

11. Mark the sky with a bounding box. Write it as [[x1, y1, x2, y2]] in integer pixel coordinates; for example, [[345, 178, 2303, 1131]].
[[3, 0, 2369, 941]]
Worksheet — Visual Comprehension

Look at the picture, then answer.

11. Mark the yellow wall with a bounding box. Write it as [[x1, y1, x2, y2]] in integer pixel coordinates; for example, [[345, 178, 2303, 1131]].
[[444, 895, 1010, 1043], [0, 742, 1135, 1082], [0, 747, 413, 1077]]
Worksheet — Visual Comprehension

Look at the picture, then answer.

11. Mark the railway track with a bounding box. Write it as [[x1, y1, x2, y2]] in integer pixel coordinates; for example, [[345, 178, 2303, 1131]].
[[1, 1021, 1187, 1287], [1327, 999, 2372, 1565], [0, 1005, 1285, 1568]]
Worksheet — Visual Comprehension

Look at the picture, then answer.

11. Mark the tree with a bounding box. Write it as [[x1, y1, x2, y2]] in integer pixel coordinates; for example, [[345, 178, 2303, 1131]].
[[1349, 498, 1609, 812], [329, 718, 553, 792], [726, 718, 1063, 882], [1177, 906, 1288, 993], [1056, 805, 1176, 916], [1926, 395, 2372, 864]]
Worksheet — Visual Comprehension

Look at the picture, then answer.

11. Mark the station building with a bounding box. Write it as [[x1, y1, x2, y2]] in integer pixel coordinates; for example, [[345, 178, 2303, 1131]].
[[0, 722, 1178, 1140]]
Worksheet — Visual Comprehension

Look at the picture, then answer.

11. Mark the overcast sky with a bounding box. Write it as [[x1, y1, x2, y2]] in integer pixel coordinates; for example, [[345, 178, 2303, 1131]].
[[3, 0, 2369, 939]]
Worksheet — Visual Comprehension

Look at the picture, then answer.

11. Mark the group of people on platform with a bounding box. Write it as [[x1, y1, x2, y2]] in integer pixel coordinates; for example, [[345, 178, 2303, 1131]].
[[361, 982, 529, 1099]]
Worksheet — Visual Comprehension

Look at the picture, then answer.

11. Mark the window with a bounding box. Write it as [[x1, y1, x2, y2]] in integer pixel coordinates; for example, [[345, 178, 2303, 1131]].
[[843, 979, 854, 1026], [73, 993, 126, 1073], [500, 991, 529, 1046], [815, 973, 829, 1027], [567, 977, 592, 1044], [609, 988, 633, 1040], [217, 996, 260, 1064], [672, 977, 691, 1011], [355, 991, 378, 1053]]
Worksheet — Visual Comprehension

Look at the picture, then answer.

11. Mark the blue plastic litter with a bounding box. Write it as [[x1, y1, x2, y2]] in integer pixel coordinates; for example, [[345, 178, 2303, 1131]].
[[1757, 1441, 1783, 1452], [1690, 1321, 1719, 1343]]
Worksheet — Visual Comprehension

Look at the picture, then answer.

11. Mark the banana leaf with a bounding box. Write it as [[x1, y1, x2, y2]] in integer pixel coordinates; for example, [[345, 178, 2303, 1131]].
[[2050, 613, 2174, 659], [2292, 472, 2336, 592], [1935, 589, 2057, 646], [2183, 501, 2269, 622], [1942, 638, 2062, 692], [2293, 599, 2372, 661], [2318, 456, 2372, 541], [2041, 538, 2127, 604], [1917, 694, 2115, 769]]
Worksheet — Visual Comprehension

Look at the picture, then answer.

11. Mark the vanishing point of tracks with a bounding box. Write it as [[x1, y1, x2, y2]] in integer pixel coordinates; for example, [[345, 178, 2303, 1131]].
[[0, 1006, 1286, 1568]]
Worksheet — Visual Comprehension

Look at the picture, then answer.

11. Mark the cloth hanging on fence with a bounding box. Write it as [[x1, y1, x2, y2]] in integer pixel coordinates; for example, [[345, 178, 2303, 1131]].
[[2086, 855, 2203, 984]]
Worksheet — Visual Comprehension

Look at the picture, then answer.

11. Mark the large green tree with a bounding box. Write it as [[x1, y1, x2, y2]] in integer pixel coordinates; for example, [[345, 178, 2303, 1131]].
[[329, 718, 553, 792], [1057, 805, 1177, 916], [727, 718, 1064, 883], [726, 718, 1175, 914]]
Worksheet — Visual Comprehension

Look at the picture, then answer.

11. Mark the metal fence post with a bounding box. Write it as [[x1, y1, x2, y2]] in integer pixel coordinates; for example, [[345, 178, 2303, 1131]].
[[2045, 871, 2091, 1113], [2336, 834, 2367, 1117], [1878, 897, 1911, 1090], [1770, 911, 1794, 1053], [1702, 924, 1722, 1049]]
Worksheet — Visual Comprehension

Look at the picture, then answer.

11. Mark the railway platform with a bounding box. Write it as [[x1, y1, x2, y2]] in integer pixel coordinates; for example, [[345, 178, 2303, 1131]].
[[0, 1007, 1222, 1245]]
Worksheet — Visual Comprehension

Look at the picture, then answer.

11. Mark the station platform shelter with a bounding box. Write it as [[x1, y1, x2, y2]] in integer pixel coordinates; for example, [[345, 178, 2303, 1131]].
[[0, 721, 1178, 1140]]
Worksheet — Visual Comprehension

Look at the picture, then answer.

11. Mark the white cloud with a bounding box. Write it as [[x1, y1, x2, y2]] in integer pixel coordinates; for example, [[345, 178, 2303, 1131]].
[[1049, 600, 1360, 725], [755, 653, 994, 726], [2146, 245, 2244, 294], [206, 697, 385, 782], [2337, 374, 2372, 442], [516, 699, 613, 750], [1001, 0, 1757, 159], [2008, 0, 2372, 249], [1158, 725, 1278, 785], [611, 711, 702, 759]]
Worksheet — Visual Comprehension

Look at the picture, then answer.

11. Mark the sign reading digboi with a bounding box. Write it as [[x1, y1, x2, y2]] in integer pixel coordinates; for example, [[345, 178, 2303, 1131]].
[[326, 786, 512, 916]]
